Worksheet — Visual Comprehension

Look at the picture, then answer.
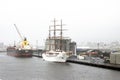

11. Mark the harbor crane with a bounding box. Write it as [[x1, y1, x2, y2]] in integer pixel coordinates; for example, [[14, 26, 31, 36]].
[[14, 24, 23, 41]]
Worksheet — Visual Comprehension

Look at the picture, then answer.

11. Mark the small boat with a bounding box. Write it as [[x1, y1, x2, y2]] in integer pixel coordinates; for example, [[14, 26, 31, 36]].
[[7, 38, 33, 57]]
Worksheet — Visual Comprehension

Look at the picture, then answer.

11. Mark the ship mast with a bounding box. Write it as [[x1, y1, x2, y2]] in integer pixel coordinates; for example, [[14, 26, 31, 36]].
[[49, 26, 51, 50], [53, 18, 56, 51], [49, 19, 66, 51], [60, 20, 63, 52]]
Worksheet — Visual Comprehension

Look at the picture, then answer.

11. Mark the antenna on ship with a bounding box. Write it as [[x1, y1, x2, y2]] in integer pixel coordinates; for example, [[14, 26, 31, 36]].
[[14, 24, 23, 41]]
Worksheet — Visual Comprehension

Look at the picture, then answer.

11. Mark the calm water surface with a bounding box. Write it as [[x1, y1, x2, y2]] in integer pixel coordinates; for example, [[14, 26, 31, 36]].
[[0, 52, 120, 80]]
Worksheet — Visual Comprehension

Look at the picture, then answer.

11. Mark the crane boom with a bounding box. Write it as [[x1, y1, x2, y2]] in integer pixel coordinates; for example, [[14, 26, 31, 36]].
[[14, 24, 23, 40]]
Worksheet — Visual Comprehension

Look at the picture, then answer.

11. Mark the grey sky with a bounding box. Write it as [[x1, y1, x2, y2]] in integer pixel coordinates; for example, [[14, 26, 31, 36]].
[[0, 0, 120, 46]]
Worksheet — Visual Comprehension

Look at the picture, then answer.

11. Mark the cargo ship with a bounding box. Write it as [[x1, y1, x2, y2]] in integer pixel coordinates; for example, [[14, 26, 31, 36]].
[[7, 24, 33, 57], [7, 38, 33, 57]]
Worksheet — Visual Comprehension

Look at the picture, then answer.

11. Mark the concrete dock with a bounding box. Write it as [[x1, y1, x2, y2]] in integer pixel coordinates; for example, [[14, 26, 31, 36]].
[[32, 53, 120, 71], [67, 56, 120, 71]]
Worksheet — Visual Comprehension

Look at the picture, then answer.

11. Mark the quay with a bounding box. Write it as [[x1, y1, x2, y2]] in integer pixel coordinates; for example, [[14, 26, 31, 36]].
[[32, 49, 43, 58], [67, 56, 120, 71], [32, 52, 120, 71]]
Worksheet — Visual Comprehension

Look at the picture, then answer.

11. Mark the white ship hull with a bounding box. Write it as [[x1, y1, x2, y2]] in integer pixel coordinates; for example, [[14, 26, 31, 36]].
[[42, 51, 68, 62]]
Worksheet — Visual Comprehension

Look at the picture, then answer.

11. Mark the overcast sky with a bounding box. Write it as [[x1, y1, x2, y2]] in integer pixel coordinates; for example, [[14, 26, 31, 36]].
[[0, 0, 120, 46]]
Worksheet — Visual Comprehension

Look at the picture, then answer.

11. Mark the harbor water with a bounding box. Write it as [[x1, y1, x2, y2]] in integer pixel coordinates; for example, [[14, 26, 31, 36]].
[[0, 52, 120, 80]]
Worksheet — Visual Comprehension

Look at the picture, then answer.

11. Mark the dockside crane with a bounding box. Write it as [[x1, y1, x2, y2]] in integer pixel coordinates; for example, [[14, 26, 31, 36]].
[[14, 24, 23, 41]]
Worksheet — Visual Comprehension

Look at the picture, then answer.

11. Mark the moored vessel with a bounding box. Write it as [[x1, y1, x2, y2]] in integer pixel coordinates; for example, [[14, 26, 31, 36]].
[[42, 19, 72, 62], [7, 24, 33, 57], [42, 50, 68, 62], [7, 38, 33, 57]]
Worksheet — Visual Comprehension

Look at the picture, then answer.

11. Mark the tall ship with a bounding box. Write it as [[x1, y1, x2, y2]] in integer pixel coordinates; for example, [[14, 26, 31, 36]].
[[42, 19, 76, 62], [7, 24, 33, 57]]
